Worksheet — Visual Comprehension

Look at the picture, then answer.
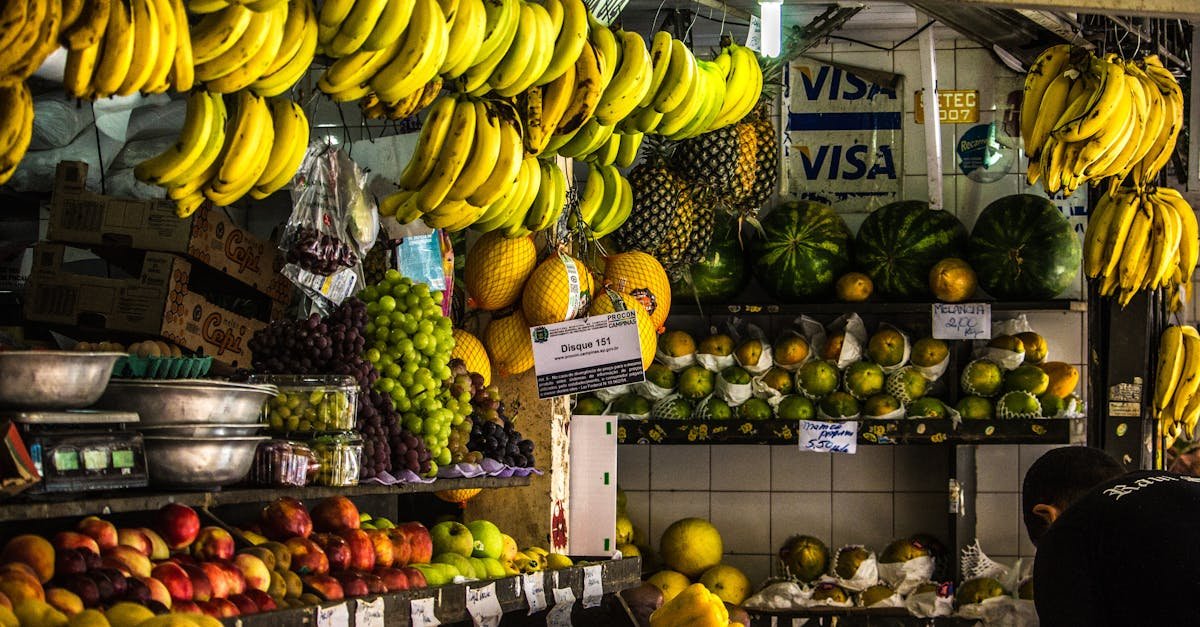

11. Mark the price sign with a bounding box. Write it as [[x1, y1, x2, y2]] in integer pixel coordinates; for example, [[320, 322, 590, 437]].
[[582, 565, 604, 608], [317, 603, 349, 627], [524, 573, 548, 615], [466, 583, 503, 627], [530, 311, 645, 398], [548, 587, 576, 627], [931, 303, 991, 340], [355, 598, 385, 627], [799, 420, 858, 454], [410, 597, 440, 627]]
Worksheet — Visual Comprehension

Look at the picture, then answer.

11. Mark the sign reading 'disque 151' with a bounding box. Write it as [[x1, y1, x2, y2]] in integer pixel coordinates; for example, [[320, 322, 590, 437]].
[[530, 311, 644, 399]]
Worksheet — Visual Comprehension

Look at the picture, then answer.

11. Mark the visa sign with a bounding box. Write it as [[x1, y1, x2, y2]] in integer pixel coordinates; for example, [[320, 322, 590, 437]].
[[795, 145, 897, 181], [794, 64, 899, 103]]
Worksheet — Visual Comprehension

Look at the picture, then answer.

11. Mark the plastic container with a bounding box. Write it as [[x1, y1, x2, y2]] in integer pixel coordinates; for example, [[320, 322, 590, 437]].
[[250, 375, 358, 434], [308, 433, 362, 486], [249, 440, 315, 487]]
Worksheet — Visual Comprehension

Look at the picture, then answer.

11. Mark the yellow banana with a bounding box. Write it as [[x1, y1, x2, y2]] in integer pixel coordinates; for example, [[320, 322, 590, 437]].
[[253, 97, 310, 197], [372, 0, 448, 104], [1020, 44, 1072, 144], [417, 97, 476, 212], [441, 0, 486, 78], [135, 90, 219, 186], [0, 83, 33, 186], [615, 131, 641, 168], [328, 0, 390, 57], [487, 2, 538, 93], [594, 29, 652, 125], [142, 0, 178, 93], [652, 39, 696, 114], [447, 100, 502, 201], [556, 41, 604, 135], [1053, 56, 1125, 142], [1025, 70, 1074, 160], [468, 115, 523, 207], [207, 91, 273, 203], [362, 0, 416, 51], [195, 7, 275, 82], [64, 0, 110, 50], [398, 95, 457, 188], [92, 0, 136, 97], [535, 0, 586, 86], [1157, 326, 1186, 413], [191, 5, 254, 65]]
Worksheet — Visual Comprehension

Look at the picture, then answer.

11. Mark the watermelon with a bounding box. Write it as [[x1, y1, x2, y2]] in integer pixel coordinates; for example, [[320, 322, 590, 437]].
[[967, 194, 1082, 299], [671, 217, 745, 303], [854, 201, 967, 298], [748, 200, 852, 301]]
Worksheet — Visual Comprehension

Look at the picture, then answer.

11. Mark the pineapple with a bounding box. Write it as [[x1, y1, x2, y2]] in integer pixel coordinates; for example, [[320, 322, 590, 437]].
[[670, 125, 758, 201], [739, 109, 779, 216], [611, 143, 680, 253], [649, 185, 697, 270], [679, 200, 715, 268]]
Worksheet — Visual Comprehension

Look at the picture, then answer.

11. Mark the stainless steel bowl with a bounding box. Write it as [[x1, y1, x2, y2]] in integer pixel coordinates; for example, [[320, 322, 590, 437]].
[[0, 351, 125, 409], [143, 435, 268, 488], [95, 379, 277, 425], [138, 423, 265, 438]]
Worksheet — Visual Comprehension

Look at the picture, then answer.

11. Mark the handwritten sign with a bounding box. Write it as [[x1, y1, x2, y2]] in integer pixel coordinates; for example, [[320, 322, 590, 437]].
[[410, 597, 440, 627], [549, 587, 576, 627], [355, 598, 385, 627], [799, 420, 858, 454], [931, 303, 991, 340], [317, 603, 349, 627], [524, 573, 548, 615], [466, 583, 503, 627], [582, 565, 604, 608], [531, 311, 645, 398]]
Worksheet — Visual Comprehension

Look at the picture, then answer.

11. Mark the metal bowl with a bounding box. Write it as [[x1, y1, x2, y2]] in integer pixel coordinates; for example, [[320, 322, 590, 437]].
[[0, 351, 125, 409], [143, 435, 269, 488], [95, 379, 277, 426], [138, 423, 265, 438]]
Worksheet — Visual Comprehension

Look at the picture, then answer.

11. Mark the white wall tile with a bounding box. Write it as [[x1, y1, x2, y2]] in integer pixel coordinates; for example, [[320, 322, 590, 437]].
[[894, 447, 950, 491], [709, 492, 772, 554], [619, 445, 650, 491], [650, 446, 711, 491], [956, 174, 1021, 229], [770, 492, 832, 551], [832, 492, 894, 550], [711, 446, 771, 491], [1018, 524, 1036, 558], [771, 447, 832, 492], [974, 492, 1020, 556], [976, 445, 1020, 493], [649, 491, 711, 546], [721, 553, 774, 589], [1021, 311, 1086, 364], [893, 50, 955, 110], [833, 447, 894, 492], [893, 492, 949, 546], [623, 490, 651, 546]]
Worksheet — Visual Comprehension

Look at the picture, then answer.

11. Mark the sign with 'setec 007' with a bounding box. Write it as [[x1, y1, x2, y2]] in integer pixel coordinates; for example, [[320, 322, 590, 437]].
[[530, 311, 645, 399]]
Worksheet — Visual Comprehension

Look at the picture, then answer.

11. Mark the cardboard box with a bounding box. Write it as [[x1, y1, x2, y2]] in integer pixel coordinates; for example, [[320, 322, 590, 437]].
[[46, 161, 291, 303], [23, 243, 266, 367]]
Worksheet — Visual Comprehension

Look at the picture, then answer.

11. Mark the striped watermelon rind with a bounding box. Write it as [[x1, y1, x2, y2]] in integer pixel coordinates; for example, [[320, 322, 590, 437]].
[[854, 201, 968, 299], [749, 200, 853, 301], [967, 194, 1082, 300]]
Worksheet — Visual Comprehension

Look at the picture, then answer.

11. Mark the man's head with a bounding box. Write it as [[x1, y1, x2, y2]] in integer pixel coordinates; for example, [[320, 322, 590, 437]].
[[1022, 446, 1125, 544]]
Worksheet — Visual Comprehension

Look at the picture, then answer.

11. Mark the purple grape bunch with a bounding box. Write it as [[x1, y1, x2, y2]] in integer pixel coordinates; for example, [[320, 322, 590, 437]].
[[286, 225, 359, 275]]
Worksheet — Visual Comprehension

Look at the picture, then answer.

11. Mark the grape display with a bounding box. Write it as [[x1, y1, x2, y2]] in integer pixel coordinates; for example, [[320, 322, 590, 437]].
[[285, 225, 359, 275], [463, 363, 536, 468]]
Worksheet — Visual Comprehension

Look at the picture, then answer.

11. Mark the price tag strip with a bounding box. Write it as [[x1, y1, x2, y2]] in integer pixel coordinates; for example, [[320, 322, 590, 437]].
[[548, 586, 576, 627], [799, 420, 858, 454], [466, 582, 504, 627], [317, 602, 350, 627], [524, 572, 548, 615], [410, 597, 440, 627], [355, 598, 385, 627], [931, 303, 991, 340], [582, 565, 604, 608]]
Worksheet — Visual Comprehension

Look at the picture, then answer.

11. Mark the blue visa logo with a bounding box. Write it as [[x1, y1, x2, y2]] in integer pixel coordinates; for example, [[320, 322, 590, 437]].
[[795, 65, 898, 102], [796, 145, 897, 181]]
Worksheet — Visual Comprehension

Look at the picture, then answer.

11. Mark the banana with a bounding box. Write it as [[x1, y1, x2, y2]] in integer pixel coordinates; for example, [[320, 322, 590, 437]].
[[319, 37, 402, 98], [487, 2, 538, 93], [1117, 204, 1154, 292], [577, 164, 604, 227], [556, 41, 604, 135], [496, 1, 555, 97], [140, 0, 178, 93], [1054, 56, 1125, 143], [92, 0, 136, 98], [497, 158, 541, 237], [189, 0, 231, 12], [399, 95, 456, 188], [1157, 326, 1186, 412], [588, 133, 619, 166], [253, 98, 310, 197], [0, 2, 28, 54], [0, 83, 33, 186], [459, 0, 519, 95], [328, 0, 390, 57], [318, 0, 357, 32], [191, 5, 254, 65], [615, 131, 641, 168], [627, 105, 663, 133], [1099, 189, 1140, 282], [640, 31, 673, 108], [1084, 82, 1139, 178], [657, 63, 710, 137], [207, 91, 273, 204], [468, 115, 523, 207], [196, 6, 275, 82], [465, 0, 516, 69], [371, 0, 448, 105], [61, 0, 85, 34], [524, 159, 565, 231], [652, 39, 697, 114], [1025, 70, 1074, 160], [441, 0, 486, 78], [446, 100, 501, 201], [1169, 332, 1200, 425], [588, 19, 617, 89], [63, 38, 103, 99], [263, 0, 312, 76], [1083, 193, 1115, 278], [135, 90, 219, 186], [474, 156, 532, 232], [594, 29, 652, 125], [594, 165, 631, 236], [1144, 193, 1178, 289], [116, 0, 161, 95], [0, 0, 49, 76], [64, 0, 110, 50], [558, 118, 612, 159], [205, 3, 287, 92], [417, 97, 476, 212], [535, 0, 586, 86], [1139, 61, 1184, 181], [1160, 188, 1199, 283], [710, 44, 762, 129], [246, 0, 289, 9], [165, 97, 229, 201], [362, 0, 416, 51], [253, 0, 317, 96], [1020, 44, 1072, 144]]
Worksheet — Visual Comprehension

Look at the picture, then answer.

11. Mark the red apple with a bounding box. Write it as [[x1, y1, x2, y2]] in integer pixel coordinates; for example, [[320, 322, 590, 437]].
[[399, 567, 427, 589], [218, 561, 245, 596], [116, 529, 152, 557], [233, 553, 271, 593], [191, 527, 235, 562], [396, 523, 433, 564], [152, 563, 193, 603], [372, 567, 409, 592], [199, 563, 230, 599], [310, 497, 360, 534], [181, 565, 212, 602], [311, 534, 351, 572], [261, 497, 312, 541], [284, 538, 329, 576], [361, 573, 386, 595], [388, 528, 412, 567], [76, 517, 118, 551], [156, 504, 201, 550], [52, 532, 99, 556], [332, 572, 368, 598], [138, 576, 171, 609], [339, 529, 376, 572], [227, 593, 259, 615], [102, 546, 152, 578], [173, 600, 202, 615], [243, 589, 276, 612], [302, 574, 344, 601], [365, 531, 394, 569], [208, 598, 240, 617]]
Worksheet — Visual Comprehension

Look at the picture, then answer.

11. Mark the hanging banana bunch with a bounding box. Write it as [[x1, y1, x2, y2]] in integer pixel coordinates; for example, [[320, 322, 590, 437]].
[[1156, 325, 1200, 446]]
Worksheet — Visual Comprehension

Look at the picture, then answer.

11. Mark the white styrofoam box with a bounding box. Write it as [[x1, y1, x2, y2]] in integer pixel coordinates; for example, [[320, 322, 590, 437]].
[[710, 446, 771, 492], [567, 416, 617, 555], [956, 173, 1021, 229], [708, 492, 772, 554], [832, 492, 894, 550], [618, 445, 650, 491], [893, 447, 951, 492], [721, 554, 774, 589], [832, 447, 895, 492], [650, 446, 710, 491], [892, 492, 949, 545], [649, 491, 711, 545], [769, 492, 833, 551], [770, 447, 833, 492], [974, 492, 1021, 556], [976, 446, 1021, 493], [1020, 311, 1086, 364], [623, 490, 650, 545]]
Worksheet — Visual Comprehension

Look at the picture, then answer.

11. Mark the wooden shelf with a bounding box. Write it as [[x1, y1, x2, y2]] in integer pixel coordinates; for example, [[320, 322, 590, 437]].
[[669, 299, 1087, 317], [218, 557, 641, 627], [747, 606, 983, 626], [0, 476, 531, 522], [617, 417, 1083, 446]]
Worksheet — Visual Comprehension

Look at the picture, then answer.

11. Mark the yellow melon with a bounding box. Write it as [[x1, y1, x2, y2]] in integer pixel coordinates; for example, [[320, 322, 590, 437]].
[[929, 258, 978, 303], [484, 311, 535, 376], [464, 232, 537, 310], [1037, 361, 1079, 398], [451, 328, 491, 385], [522, 254, 595, 326], [602, 252, 671, 332], [590, 290, 657, 369]]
